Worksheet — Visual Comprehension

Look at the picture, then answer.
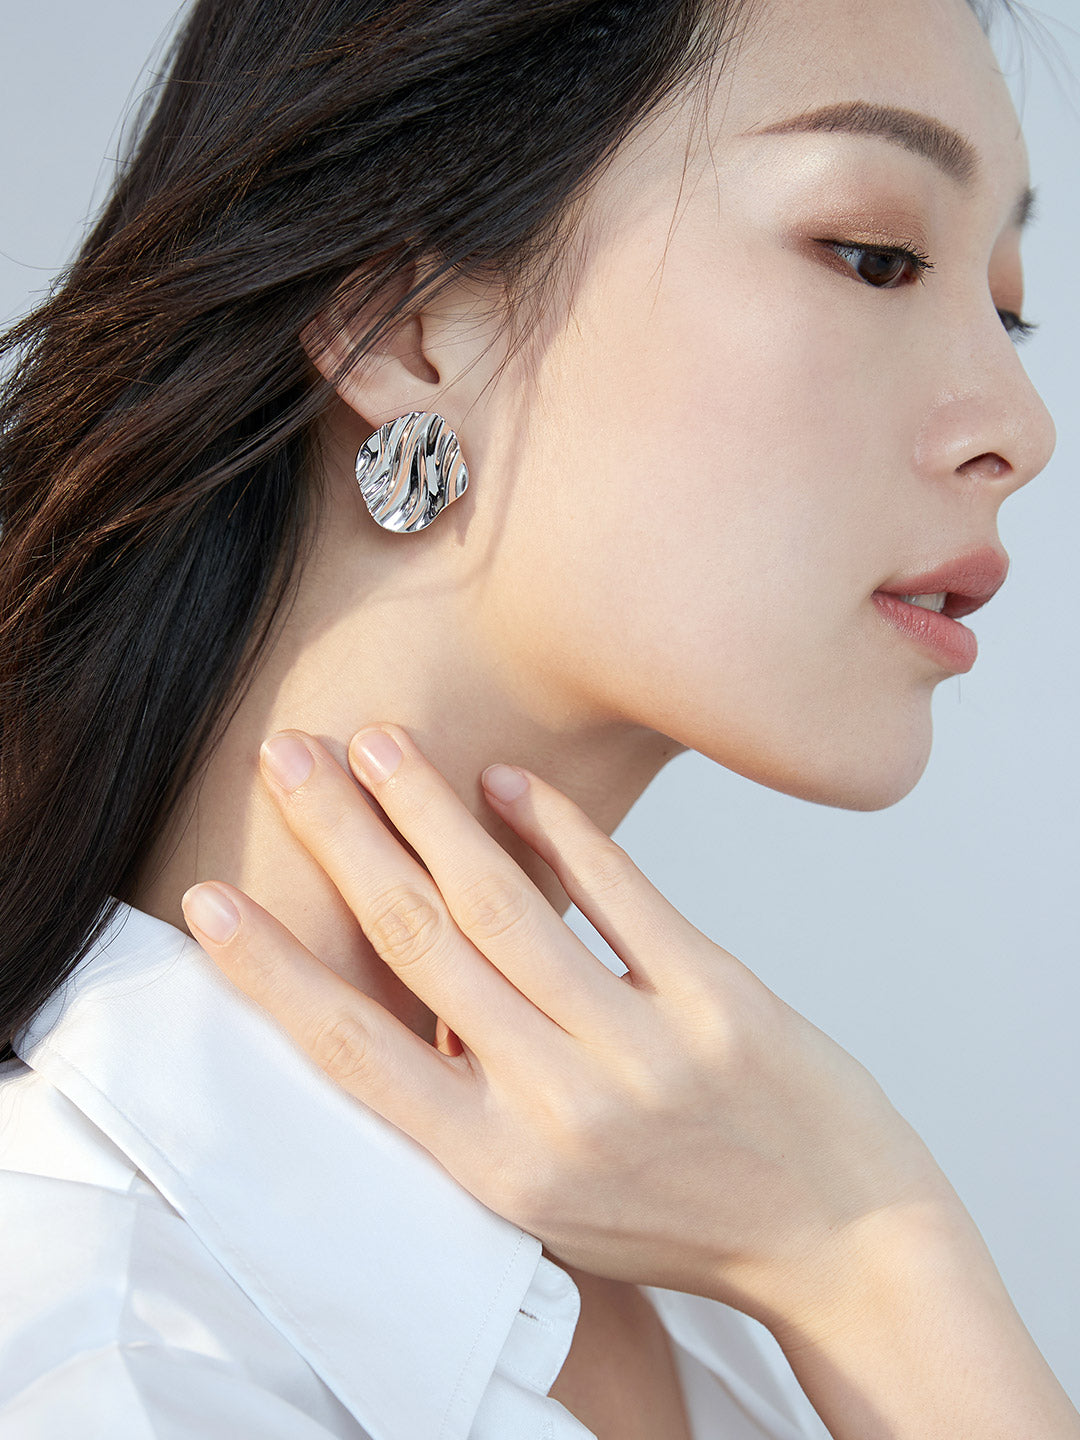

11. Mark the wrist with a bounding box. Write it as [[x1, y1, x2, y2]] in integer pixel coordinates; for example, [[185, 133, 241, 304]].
[[710, 1139, 966, 1344], [753, 1198, 1080, 1439], [761, 1190, 991, 1357]]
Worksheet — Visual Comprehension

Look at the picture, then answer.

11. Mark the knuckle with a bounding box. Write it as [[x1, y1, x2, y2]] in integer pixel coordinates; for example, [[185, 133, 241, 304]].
[[284, 770, 349, 827], [578, 840, 636, 899], [382, 775, 438, 829], [535, 1071, 610, 1149], [455, 871, 532, 945], [673, 976, 749, 1069], [309, 1012, 374, 1088], [367, 885, 446, 967], [492, 1150, 561, 1230]]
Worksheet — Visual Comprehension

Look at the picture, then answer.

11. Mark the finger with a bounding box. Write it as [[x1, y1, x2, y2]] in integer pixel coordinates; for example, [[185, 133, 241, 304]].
[[479, 763, 724, 994], [180, 879, 475, 1155], [258, 730, 556, 1065], [435, 1015, 464, 1058], [346, 724, 643, 1039]]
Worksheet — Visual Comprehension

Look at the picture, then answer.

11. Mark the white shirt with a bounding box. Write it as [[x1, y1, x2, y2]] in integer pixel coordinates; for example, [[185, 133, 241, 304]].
[[0, 898, 831, 1439]]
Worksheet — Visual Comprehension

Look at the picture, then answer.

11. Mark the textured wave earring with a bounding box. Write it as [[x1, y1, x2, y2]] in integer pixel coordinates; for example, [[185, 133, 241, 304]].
[[355, 411, 469, 533]]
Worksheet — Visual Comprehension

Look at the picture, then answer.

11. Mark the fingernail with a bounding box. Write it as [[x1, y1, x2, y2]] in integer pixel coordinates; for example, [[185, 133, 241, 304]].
[[351, 728, 403, 782], [183, 884, 240, 943], [482, 764, 528, 803], [261, 733, 314, 791]]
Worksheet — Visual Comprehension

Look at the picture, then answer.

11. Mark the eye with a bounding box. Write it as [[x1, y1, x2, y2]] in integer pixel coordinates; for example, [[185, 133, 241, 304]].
[[997, 309, 1038, 344], [819, 240, 934, 288], [819, 239, 1038, 342]]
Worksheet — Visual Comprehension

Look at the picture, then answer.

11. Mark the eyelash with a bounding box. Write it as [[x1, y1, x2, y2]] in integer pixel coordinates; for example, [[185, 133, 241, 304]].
[[997, 309, 1038, 344], [818, 239, 1038, 344]]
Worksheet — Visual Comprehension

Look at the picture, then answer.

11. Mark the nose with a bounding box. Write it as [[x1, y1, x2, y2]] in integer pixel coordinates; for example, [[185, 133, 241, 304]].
[[915, 329, 1057, 499]]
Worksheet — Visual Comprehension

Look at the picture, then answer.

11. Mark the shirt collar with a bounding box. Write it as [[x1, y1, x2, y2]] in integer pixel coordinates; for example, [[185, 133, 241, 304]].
[[13, 897, 549, 1440]]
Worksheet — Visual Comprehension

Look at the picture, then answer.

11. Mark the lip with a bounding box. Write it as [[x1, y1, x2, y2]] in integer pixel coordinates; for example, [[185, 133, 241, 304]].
[[871, 545, 1010, 674]]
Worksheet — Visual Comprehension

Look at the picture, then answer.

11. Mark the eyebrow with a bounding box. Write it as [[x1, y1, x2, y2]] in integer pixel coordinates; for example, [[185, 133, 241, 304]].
[[750, 101, 979, 186]]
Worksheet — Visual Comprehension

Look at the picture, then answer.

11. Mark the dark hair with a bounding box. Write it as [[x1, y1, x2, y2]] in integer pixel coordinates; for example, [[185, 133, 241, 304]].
[[0, 0, 752, 1058]]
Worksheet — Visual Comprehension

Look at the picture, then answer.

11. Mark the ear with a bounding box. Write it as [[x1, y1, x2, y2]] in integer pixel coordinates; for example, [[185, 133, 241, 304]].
[[300, 258, 509, 436]]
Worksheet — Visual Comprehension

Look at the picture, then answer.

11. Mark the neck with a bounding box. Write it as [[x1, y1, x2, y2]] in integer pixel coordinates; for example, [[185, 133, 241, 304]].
[[126, 498, 682, 1044]]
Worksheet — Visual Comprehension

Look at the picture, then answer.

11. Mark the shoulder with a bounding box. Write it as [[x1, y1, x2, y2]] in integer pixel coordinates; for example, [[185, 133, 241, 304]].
[[0, 1060, 365, 1438]]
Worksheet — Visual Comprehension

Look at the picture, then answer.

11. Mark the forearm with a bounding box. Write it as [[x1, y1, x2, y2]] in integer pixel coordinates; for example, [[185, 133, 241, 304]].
[[763, 1201, 1080, 1440]]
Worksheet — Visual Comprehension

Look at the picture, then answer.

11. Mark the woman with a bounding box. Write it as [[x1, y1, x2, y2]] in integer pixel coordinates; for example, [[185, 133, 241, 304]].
[[1, 0, 1076, 1435]]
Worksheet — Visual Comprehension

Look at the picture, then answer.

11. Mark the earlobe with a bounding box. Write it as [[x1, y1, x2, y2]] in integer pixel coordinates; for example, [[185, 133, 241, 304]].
[[299, 261, 507, 533]]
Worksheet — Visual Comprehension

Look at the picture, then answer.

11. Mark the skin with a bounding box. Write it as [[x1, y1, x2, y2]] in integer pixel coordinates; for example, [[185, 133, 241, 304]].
[[131, 1, 1077, 1431], [133, 0, 1053, 1039]]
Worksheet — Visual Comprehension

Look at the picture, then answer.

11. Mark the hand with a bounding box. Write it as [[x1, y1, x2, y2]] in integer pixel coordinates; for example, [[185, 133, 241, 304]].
[[180, 723, 957, 1335]]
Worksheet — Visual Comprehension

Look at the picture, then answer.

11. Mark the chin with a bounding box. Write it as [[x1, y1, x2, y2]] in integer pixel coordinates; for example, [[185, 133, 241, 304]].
[[810, 765, 928, 812], [695, 719, 934, 814], [773, 734, 934, 812]]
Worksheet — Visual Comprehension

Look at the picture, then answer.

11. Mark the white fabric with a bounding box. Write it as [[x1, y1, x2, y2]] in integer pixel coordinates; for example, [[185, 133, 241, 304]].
[[0, 898, 831, 1439]]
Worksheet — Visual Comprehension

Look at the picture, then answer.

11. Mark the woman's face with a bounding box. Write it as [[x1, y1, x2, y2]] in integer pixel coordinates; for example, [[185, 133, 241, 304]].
[[465, 0, 1055, 809]]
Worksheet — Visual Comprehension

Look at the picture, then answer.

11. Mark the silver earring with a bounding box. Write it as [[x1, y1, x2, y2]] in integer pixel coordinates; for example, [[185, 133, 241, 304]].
[[355, 411, 469, 533]]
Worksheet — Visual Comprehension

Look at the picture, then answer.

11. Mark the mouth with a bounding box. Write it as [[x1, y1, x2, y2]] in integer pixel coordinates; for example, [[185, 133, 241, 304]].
[[871, 545, 1010, 673]]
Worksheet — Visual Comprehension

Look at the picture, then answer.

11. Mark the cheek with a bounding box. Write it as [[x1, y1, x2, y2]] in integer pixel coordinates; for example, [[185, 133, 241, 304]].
[[520, 251, 868, 655], [483, 244, 936, 806]]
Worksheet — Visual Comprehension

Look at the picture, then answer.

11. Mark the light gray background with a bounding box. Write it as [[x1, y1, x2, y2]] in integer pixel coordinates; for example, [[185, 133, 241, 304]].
[[2, 0, 1077, 1406]]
